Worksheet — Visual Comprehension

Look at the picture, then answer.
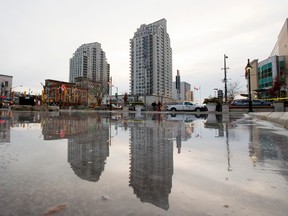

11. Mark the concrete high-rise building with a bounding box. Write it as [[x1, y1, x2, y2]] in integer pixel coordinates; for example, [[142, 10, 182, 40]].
[[130, 19, 173, 101], [175, 70, 181, 100], [172, 81, 193, 101], [69, 42, 110, 91], [172, 70, 193, 101]]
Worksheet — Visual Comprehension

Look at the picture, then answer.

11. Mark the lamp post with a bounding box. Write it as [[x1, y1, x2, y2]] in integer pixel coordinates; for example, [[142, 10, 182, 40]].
[[245, 59, 253, 112]]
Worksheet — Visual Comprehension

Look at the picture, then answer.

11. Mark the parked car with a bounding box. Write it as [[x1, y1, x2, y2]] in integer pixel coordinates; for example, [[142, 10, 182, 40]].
[[230, 99, 272, 106], [103, 104, 123, 110], [111, 104, 123, 110], [166, 101, 207, 111]]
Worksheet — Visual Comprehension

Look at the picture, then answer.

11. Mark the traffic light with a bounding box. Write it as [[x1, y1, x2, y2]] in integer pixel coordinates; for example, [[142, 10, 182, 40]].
[[115, 93, 118, 98]]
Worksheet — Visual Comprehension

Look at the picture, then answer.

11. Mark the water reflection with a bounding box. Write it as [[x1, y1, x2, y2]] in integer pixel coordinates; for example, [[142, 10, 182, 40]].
[[204, 114, 232, 171], [3, 112, 288, 175], [247, 119, 288, 176], [0, 110, 11, 143], [129, 114, 174, 210], [166, 113, 206, 153], [42, 112, 111, 182], [1, 111, 288, 215]]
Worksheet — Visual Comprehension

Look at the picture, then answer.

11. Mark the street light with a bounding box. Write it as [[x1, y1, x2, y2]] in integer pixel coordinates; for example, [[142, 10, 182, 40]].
[[108, 79, 119, 106], [245, 59, 253, 112]]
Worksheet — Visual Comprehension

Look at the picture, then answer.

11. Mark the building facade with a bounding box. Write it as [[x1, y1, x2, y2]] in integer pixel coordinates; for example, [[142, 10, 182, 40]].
[[130, 19, 173, 102], [270, 18, 288, 97], [43, 79, 88, 108], [250, 59, 260, 99], [250, 18, 288, 98], [258, 56, 285, 98], [271, 18, 288, 65], [69, 42, 110, 94], [0, 74, 13, 106]]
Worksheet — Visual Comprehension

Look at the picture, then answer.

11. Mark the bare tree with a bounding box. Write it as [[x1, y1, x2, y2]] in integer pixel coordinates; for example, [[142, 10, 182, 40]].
[[87, 81, 107, 106], [75, 78, 107, 106], [227, 80, 243, 100], [269, 75, 285, 98]]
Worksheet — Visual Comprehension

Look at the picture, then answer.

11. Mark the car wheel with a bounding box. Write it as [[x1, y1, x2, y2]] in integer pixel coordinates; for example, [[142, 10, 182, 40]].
[[195, 108, 200, 112], [171, 108, 177, 112]]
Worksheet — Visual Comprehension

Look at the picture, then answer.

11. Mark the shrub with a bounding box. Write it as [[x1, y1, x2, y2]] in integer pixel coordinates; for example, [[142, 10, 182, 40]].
[[203, 97, 221, 104], [129, 101, 144, 106]]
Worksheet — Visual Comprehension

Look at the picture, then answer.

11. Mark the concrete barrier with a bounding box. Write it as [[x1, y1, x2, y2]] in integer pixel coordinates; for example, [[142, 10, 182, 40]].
[[249, 112, 288, 128], [222, 104, 229, 113], [274, 102, 284, 112], [229, 106, 274, 112]]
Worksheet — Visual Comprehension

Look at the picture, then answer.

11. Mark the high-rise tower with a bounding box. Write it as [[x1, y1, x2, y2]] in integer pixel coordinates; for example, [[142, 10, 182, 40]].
[[130, 19, 172, 99], [69, 42, 110, 87]]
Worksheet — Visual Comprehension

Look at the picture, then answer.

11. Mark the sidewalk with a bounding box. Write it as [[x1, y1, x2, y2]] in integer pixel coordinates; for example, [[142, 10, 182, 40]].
[[249, 112, 288, 129]]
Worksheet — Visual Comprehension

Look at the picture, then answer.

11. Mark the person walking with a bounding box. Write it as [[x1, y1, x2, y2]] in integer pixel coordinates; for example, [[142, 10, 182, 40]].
[[157, 101, 162, 111]]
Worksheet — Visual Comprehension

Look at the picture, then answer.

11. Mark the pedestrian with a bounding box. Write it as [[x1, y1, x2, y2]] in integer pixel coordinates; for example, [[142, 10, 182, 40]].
[[151, 102, 157, 111], [157, 101, 162, 111]]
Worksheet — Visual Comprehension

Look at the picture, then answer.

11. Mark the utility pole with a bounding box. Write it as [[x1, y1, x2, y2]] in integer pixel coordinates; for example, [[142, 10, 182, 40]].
[[223, 54, 229, 103]]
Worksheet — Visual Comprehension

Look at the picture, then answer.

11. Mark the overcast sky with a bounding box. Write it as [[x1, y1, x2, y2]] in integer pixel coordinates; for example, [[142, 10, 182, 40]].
[[0, 0, 287, 101]]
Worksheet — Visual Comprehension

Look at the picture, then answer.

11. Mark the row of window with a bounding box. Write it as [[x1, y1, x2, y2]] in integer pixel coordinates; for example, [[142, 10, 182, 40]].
[[258, 71, 272, 79], [0, 81, 9, 87], [259, 82, 273, 89]]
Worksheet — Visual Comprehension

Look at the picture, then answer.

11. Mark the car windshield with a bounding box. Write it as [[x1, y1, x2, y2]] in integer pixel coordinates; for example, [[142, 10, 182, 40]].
[[252, 100, 262, 104], [233, 100, 247, 104]]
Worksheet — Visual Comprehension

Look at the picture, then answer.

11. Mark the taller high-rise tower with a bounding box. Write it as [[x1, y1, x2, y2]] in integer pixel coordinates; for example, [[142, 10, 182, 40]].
[[69, 42, 110, 87], [130, 19, 173, 99]]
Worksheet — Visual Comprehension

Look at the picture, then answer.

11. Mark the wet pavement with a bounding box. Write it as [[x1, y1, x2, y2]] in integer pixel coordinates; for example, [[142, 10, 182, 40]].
[[0, 110, 288, 216]]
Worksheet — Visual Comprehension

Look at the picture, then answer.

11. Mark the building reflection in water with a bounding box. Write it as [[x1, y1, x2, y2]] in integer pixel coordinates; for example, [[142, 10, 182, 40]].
[[204, 114, 224, 138], [42, 112, 110, 182], [248, 122, 288, 167], [245, 116, 288, 183], [166, 113, 201, 154], [1, 111, 44, 143], [129, 115, 174, 210], [5, 111, 288, 212], [204, 114, 232, 171], [0, 111, 12, 143]]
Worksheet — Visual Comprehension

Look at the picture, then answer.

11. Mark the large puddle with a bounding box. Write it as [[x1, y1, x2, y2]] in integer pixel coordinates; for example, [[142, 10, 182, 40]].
[[0, 111, 288, 216]]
